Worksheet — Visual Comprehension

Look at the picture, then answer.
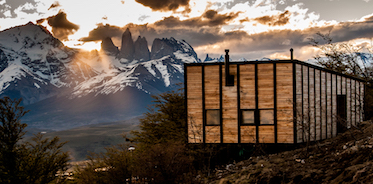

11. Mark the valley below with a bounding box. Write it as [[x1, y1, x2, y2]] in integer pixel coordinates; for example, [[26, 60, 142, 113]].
[[24, 116, 141, 161]]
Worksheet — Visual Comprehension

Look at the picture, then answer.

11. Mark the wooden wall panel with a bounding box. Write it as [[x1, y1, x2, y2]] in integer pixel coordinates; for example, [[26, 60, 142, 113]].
[[356, 81, 360, 123], [351, 80, 356, 126], [187, 66, 203, 143], [342, 77, 346, 94], [332, 74, 337, 137], [240, 65, 255, 109], [241, 126, 256, 143], [315, 69, 321, 141], [258, 126, 275, 143], [360, 82, 365, 121], [326, 73, 332, 138], [337, 75, 341, 95], [347, 78, 351, 128], [302, 66, 309, 142], [321, 71, 327, 140], [258, 64, 274, 109], [205, 126, 220, 143], [222, 65, 238, 143], [296, 64, 303, 143], [204, 65, 220, 109], [309, 68, 315, 141], [276, 63, 293, 143]]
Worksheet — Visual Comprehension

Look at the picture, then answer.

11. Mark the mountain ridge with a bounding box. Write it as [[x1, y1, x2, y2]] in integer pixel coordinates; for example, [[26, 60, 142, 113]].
[[0, 22, 198, 130]]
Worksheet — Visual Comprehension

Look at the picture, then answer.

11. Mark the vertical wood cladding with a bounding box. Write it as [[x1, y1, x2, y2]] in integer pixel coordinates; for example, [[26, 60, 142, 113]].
[[187, 66, 203, 143], [222, 65, 238, 143], [321, 71, 327, 140], [186, 60, 364, 144], [240, 64, 256, 143], [309, 68, 315, 141], [257, 64, 275, 143], [315, 70, 321, 141], [258, 64, 274, 109], [295, 64, 303, 143], [347, 78, 351, 128], [204, 66, 221, 143], [332, 74, 337, 137], [326, 73, 332, 138], [359, 82, 365, 121], [351, 80, 356, 127], [240, 65, 255, 109], [356, 81, 360, 124], [294, 66, 364, 144], [302, 66, 309, 142], [276, 63, 294, 143]]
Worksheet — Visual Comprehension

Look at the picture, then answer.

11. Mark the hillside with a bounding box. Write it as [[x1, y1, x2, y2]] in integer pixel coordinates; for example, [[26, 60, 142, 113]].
[[210, 121, 373, 183]]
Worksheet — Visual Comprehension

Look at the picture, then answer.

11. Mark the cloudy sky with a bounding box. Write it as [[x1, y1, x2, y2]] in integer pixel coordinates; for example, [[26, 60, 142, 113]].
[[1, 0, 373, 60]]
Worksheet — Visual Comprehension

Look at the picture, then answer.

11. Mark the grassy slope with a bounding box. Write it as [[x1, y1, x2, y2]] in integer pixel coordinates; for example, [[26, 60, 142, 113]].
[[210, 121, 373, 183]]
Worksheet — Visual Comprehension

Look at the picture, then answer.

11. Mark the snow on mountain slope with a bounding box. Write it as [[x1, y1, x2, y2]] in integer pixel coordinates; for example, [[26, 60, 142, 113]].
[[71, 55, 184, 97], [0, 22, 196, 106], [0, 22, 59, 52], [0, 22, 99, 89]]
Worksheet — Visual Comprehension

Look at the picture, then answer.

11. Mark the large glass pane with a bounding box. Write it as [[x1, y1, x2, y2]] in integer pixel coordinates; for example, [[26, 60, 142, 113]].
[[260, 110, 274, 124], [242, 110, 255, 124], [206, 109, 220, 125]]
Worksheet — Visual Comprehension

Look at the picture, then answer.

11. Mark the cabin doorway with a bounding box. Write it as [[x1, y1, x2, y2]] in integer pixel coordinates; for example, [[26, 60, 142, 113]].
[[337, 95, 347, 133]]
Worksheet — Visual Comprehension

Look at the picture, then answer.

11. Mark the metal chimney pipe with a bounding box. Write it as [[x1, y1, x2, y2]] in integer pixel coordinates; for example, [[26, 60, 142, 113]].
[[290, 48, 294, 61], [225, 49, 230, 86]]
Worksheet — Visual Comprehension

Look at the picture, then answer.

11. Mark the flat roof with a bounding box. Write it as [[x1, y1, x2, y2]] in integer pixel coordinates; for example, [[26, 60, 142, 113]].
[[185, 59, 366, 82]]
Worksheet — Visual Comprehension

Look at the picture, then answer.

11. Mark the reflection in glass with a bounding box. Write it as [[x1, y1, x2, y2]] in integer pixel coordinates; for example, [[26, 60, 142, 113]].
[[242, 110, 255, 124], [260, 110, 274, 124], [206, 109, 220, 125]]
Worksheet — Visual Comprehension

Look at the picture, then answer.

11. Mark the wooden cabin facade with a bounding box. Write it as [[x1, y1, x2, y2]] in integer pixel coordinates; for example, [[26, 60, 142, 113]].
[[185, 51, 365, 144]]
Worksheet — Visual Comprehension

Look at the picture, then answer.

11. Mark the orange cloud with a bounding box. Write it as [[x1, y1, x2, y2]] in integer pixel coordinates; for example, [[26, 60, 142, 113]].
[[135, 0, 190, 12], [47, 11, 79, 41], [253, 10, 291, 26]]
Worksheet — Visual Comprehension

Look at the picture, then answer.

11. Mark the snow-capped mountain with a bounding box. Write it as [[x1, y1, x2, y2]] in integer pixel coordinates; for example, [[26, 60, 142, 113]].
[[357, 52, 373, 66], [0, 22, 199, 130], [0, 22, 97, 105], [203, 54, 225, 62]]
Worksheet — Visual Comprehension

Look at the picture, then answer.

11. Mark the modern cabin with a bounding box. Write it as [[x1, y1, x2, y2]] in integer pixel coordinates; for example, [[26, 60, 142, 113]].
[[185, 50, 365, 144]]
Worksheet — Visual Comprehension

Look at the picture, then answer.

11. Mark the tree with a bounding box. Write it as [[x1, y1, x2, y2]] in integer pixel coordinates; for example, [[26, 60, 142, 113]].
[[131, 89, 186, 145], [133, 142, 194, 184], [74, 90, 195, 183], [22, 133, 69, 184], [0, 97, 29, 183], [309, 32, 373, 120], [73, 144, 132, 184], [0, 97, 69, 184], [309, 32, 373, 83]]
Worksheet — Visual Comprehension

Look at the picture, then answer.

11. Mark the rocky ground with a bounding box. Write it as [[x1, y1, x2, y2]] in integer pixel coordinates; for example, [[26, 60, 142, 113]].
[[209, 121, 373, 184]]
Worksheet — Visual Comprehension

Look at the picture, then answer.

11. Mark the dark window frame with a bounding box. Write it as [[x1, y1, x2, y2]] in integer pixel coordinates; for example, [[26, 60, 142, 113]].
[[240, 108, 274, 126]]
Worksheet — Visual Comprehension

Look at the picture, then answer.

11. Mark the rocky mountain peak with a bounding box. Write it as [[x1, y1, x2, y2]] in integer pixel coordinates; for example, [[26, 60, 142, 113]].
[[150, 37, 199, 62], [118, 28, 134, 60], [150, 38, 174, 60], [0, 49, 8, 72], [101, 37, 119, 55], [134, 36, 150, 62], [0, 22, 63, 51], [204, 54, 214, 62], [0, 22, 201, 130]]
